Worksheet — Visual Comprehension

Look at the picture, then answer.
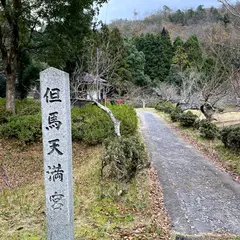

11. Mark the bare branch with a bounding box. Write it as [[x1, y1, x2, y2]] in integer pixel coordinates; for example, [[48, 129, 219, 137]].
[[218, 0, 240, 18]]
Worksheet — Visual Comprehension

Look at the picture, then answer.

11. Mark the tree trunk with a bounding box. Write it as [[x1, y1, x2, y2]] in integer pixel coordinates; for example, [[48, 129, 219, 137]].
[[237, 98, 240, 111], [6, 71, 16, 114], [93, 100, 121, 138], [200, 103, 215, 121]]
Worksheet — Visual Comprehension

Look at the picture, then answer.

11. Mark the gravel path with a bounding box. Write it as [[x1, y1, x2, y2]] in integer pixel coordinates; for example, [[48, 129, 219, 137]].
[[137, 110, 240, 236]]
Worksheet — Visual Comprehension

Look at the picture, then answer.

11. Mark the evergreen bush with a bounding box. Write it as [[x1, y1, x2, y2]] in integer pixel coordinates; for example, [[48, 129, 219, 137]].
[[110, 104, 137, 136], [101, 136, 149, 183], [221, 127, 234, 147], [0, 114, 41, 144], [199, 120, 219, 139], [170, 107, 183, 122], [227, 128, 240, 151], [71, 105, 114, 145], [221, 127, 240, 151], [179, 111, 198, 127], [0, 101, 138, 145], [15, 99, 41, 115], [0, 99, 12, 124], [155, 101, 175, 114]]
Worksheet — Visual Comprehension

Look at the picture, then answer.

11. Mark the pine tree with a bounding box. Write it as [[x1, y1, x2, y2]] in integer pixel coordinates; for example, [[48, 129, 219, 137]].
[[184, 35, 202, 68], [134, 29, 173, 85], [108, 28, 132, 85], [172, 45, 189, 71], [173, 36, 184, 53], [160, 28, 173, 81], [125, 40, 150, 86]]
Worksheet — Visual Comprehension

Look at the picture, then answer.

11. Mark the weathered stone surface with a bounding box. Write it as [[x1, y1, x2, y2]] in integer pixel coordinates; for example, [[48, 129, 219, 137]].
[[137, 109, 240, 237], [40, 67, 74, 240]]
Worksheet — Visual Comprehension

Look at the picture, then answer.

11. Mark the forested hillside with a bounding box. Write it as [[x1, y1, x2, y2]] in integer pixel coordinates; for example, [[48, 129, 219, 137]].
[[106, 3, 240, 110]]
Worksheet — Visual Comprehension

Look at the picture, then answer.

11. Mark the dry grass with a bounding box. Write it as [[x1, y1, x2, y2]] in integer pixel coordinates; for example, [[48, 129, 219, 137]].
[[186, 109, 240, 127], [0, 139, 170, 239]]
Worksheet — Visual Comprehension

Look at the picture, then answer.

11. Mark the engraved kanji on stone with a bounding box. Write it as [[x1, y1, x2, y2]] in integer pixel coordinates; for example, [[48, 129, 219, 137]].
[[46, 112, 62, 130], [50, 192, 64, 210], [48, 139, 63, 155], [44, 88, 62, 103], [46, 164, 64, 182]]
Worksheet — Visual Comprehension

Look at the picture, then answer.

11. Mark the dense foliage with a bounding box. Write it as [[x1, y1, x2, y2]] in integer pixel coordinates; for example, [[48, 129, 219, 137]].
[[179, 111, 198, 127], [0, 100, 138, 145], [198, 120, 219, 139], [133, 29, 173, 85], [101, 136, 148, 183], [170, 107, 183, 122], [221, 127, 240, 151], [155, 101, 176, 114]]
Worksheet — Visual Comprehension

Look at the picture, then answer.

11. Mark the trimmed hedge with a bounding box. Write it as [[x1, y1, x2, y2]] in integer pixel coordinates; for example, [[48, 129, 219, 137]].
[[110, 104, 138, 137], [71, 105, 114, 145], [0, 101, 138, 145], [15, 98, 41, 115], [0, 114, 42, 144]]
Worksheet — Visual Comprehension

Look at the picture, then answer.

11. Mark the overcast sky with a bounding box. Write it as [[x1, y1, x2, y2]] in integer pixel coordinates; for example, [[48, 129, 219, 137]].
[[98, 0, 222, 23]]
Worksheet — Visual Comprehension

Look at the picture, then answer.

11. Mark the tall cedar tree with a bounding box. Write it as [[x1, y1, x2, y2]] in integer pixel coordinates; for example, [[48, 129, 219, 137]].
[[172, 36, 189, 71], [184, 35, 202, 68], [160, 28, 173, 83], [125, 40, 150, 86], [108, 28, 132, 86], [134, 28, 173, 85], [173, 36, 184, 53]]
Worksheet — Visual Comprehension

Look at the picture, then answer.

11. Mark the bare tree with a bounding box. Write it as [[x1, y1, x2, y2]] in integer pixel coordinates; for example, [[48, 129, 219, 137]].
[[155, 70, 201, 110], [179, 71, 201, 108], [70, 40, 123, 137], [123, 84, 156, 108], [229, 67, 240, 108], [218, 0, 240, 19], [154, 82, 179, 102], [198, 63, 230, 119]]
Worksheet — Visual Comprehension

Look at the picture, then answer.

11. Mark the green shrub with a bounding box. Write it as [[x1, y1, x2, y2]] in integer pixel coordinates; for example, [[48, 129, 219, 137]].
[[199, 120, 219, 139], [102, 136, 149, 183], [0, 98, 9, 124], [109, 104, 137, 136], [179, 111, 198, 127], [0, 114, 41, 144], [0, 98, 40, 125], [71, 105, 114, 145], [0, 107, 12, 125], [227, 128, 240, 151], [71, 104, 138, 145], [0, 98, 6, 106], [221, 127, 240, 151], [0, 102, 138, 146], [170, 107, 183, 122], [15, 99, 41, 116], [155, 101, 175, 114], [221, 127, 234, 147]]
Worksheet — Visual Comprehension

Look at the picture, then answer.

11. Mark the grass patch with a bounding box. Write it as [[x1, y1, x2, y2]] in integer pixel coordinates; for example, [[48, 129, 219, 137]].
[[0, 139, 167, 239]]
